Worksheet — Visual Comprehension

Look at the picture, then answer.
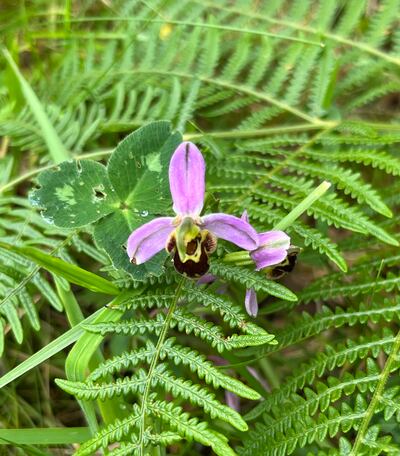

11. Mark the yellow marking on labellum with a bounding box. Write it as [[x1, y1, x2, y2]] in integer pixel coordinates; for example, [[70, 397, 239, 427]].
[[166, 222, 217, 279], [175, 217, 201, 263]]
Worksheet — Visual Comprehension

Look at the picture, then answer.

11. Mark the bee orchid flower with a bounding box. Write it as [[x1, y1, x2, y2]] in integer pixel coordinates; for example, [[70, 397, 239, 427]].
[[241, 211, 291, 317], [240, 211, 291, 271], [127, 142, 259, 278]]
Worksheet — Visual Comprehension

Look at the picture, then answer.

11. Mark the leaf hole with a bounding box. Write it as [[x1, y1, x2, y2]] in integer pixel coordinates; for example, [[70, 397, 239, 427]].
[[93, 185, 106, 200]]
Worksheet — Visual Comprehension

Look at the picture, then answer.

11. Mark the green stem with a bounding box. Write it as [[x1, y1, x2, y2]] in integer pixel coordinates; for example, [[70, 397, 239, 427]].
[[223, 251, 250, 263], [55, 276, 98, 432], [223, 181, 331, 264], [259, 358, 280, 389], [0, 427, 91, 445], [184, 123, 328, 140], [57, 279, 126, 432], [64, 0, 72, 32], [227, 122, 337, 215], [272, 181, 331, 231], [0, 306, 109, 389], [350, 328, 400, 456], [45, 16, 324, 46], [138, 277, 186, 456]]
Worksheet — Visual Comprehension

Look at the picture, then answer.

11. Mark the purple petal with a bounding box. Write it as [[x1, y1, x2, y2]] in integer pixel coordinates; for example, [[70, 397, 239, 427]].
[[246, 367, 270, 392], [202, 213, 258, 250], [169, 142, 205, 216], [251, 248, 288, 271], [258, 231, 290, 247], [245, 288, 258, 317], [251, 230, 290, 271], [208, 355, 229, 366], [216, 283, 229, 295], [241, 210, 249, 223], [127, 217, 173, 264], [196, 274, 217, 285], [225, 391, 240, 411]]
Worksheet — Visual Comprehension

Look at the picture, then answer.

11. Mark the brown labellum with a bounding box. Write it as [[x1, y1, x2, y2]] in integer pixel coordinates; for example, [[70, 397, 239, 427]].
[[266, 247, 300, 280], [172, 244, 211, 278], [166, 230, 217, 279]]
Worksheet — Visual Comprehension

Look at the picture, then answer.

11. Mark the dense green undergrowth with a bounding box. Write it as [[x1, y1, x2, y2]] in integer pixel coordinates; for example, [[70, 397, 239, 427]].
[[0, 0, 400, 455]]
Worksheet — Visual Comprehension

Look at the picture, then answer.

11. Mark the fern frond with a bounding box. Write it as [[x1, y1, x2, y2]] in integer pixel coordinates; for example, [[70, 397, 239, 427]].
[[5, 2, 400, 455], [300, 275, 400, 303], [250, 299, 400, 359], [85, 308, 275, 351], [250, 359, 381, 440], [184, 287, 256, 331], [247, 329, 395, 420], [302, 149, 400, 176], [148, 399, 236, 456], [108, 430, 181, 456], [74, 405, 142, 456], [83, 314, 166, 337], [110, 292, 176, 310], [210, 260, 298, 301], [239, 396, 368, 456], [57, 363, 248, 431], [88, 337, 261, 400], [284, 159, 392, 217]]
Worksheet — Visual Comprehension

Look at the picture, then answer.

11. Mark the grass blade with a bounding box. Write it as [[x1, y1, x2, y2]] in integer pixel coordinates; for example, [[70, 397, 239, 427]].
[[0, 305, 123, 389], [0, 427, 91, 445], [2, 47, 70, 164], [0, 242, 119, 295]]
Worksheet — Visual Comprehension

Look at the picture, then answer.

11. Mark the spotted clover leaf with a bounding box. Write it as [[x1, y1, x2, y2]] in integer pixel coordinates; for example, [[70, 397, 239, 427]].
[[30, 121, 182, 280]]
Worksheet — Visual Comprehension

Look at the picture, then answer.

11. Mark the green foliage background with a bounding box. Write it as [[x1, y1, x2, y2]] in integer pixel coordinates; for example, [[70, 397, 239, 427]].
[[0, 0, 400, 455]]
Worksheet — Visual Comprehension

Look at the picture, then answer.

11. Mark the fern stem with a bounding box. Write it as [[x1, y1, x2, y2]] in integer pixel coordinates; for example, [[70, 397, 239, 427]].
[[350, 326, 400, 455], [0, 123, 326, 194], [102, 122, 333, 136], [59, 17, 324, 46], [137, 277, 186, 456], [64, 0, 72, 32], [6, 117, 399, 194], [225, 180, 332, 264], [185, 124, 328, 139]]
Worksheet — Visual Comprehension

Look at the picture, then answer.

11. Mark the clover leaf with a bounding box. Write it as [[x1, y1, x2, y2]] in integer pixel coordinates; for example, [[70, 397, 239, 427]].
[[30, 121, 182, 280]]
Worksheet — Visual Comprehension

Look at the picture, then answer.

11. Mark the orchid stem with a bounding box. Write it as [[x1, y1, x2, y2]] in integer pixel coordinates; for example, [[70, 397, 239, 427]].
[[272, 180, 331, 231], [223, 251, 250, 262]]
